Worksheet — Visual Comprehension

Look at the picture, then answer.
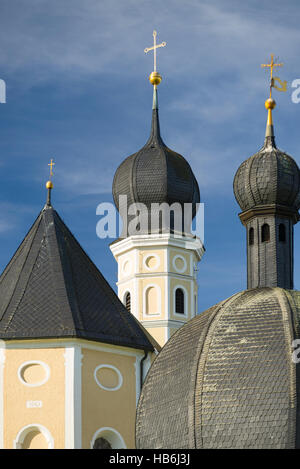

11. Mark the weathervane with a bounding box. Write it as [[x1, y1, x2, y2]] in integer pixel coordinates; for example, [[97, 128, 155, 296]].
[[261, 54, 287, 98], [261, 55, 287, 139], [144, 30, 166, 87]]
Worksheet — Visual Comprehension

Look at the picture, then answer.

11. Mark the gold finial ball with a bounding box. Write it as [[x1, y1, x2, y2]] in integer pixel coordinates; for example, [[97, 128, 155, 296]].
[[46, 180, 53, 190], [149, 71, 162, 86], [265, 98, 276, 110]]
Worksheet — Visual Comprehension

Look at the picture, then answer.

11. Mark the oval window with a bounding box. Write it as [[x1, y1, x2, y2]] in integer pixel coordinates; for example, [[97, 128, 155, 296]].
[[18, 361, 50, 387], [94, 365, 123, 391]]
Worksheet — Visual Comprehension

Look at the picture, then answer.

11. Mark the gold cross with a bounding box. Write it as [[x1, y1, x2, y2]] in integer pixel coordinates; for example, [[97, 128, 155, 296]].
[[261, 54, 283, 97], [144, 30, 166, 72], [48, 159, 55, 179]]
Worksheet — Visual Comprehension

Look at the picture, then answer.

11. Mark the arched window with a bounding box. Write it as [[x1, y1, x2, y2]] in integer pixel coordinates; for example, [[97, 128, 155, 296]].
[[93, 437, 112, 449], [279, 223, 286, 243], [14, 424, 54, 449], [22, 430, 49, 449], [261, 223, 270, 243], [175, 288, 185, 315], [90, 427, 126, 449], [125, 292, 131, 313], [249, 227, 254, 246]]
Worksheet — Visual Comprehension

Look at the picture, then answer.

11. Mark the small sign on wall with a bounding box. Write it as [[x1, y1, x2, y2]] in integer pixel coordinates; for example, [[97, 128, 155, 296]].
[[26, 400, 42, 408]]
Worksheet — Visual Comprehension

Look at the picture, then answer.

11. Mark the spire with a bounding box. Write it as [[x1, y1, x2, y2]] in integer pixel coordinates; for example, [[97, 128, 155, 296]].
[[264, 97, 276, 147], [233, 55, 300, 290], [147, 86, 164, 146], [261, 54, 286, 148], [144, 30, 166, 147], [45, 158, 55, 207]]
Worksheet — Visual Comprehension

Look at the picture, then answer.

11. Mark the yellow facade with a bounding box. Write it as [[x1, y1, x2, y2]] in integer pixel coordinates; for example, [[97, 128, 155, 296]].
[[81, 347, 137, 449], [0, 340, 150, 449], [3, 346, 65, 449]]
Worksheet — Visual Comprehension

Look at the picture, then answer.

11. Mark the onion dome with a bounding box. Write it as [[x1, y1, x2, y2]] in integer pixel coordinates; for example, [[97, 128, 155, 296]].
[[112, 87, 200, 234], [136, 287, 300, 449], [136, 56, 300, 449], [234, 98, 300, 214]]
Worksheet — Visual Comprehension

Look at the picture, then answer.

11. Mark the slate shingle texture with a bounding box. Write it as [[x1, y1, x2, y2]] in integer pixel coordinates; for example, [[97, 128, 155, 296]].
[[0, 204, 156, 351], [233, 136, 300, 212], [112, 107, 200, 230], [136, 287, 300, 448]]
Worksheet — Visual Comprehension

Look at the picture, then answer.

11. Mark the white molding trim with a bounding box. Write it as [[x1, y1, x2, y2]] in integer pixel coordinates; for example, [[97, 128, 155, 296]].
[[173, 284, 189, 319], [191, 279, 195, 317], [4, 339, 146, 359], [110, 234, 204, 261], [17, 360, 50, 388], [64, 345, 82, 449], [0, 346, 5, 449], [134, 277, 139, 320], [189, 252, 193, 277], [14, 423, 54, 449], [140, 319, 185, 328], [74, 345, 82, 449], [143, 354, 151, 382], [135, 352, 150, 405], [165, 275, 169, 321], [142, 283, 162, 318], [94, 365, 123, 391], [90, 427, 126, 449], [172, 254, 187, 274]]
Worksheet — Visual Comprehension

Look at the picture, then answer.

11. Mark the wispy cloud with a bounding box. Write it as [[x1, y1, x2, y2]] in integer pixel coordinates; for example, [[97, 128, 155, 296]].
[[1, 0, 300, 303]]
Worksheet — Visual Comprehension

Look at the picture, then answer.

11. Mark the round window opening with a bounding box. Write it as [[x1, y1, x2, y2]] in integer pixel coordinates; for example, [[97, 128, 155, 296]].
[[145, 255, 159, 270], [18, 361, 50, 387]]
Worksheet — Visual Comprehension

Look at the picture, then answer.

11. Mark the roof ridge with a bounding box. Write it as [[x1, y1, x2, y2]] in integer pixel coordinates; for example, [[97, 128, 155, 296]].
[[42, 208, 79, 334]]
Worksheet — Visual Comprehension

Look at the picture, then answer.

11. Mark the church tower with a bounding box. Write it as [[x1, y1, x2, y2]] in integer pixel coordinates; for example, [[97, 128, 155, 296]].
[[234, 59, 300, 289], [0, 172, 158, 449], [110, 32, 204, 347]]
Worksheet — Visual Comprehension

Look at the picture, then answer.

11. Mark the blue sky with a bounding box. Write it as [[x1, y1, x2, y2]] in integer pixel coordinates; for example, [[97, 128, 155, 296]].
[[0, 0, 300, 312]]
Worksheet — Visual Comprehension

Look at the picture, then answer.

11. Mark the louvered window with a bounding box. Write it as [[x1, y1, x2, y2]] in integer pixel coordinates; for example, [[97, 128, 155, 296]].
[[125, 292, 131, 313]]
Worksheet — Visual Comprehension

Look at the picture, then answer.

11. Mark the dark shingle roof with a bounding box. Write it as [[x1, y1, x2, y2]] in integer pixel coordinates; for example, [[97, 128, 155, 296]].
[[136, 287, 300, 448], [112, 96, 200, 237], [234, 136, 300, 212], [0, 204, 156, 351]]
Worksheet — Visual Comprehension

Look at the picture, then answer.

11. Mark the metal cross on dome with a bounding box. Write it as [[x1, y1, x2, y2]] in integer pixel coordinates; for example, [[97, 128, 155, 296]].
[[48, 159, 55, 179], [144, 30, 166, 72], [261, 54, 287, 96]]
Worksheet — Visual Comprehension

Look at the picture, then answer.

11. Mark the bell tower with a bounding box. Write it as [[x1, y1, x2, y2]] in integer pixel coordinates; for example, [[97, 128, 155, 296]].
[[234, 55, 300, 289], [111, 31, 204, 347]]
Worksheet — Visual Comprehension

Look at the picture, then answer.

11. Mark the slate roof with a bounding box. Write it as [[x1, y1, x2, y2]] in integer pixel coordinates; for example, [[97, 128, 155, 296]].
[[136, 287, 300, 449], [0, 203, 156, 351], [112, 92, 200, 233], [234, 136, 300, 212]]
